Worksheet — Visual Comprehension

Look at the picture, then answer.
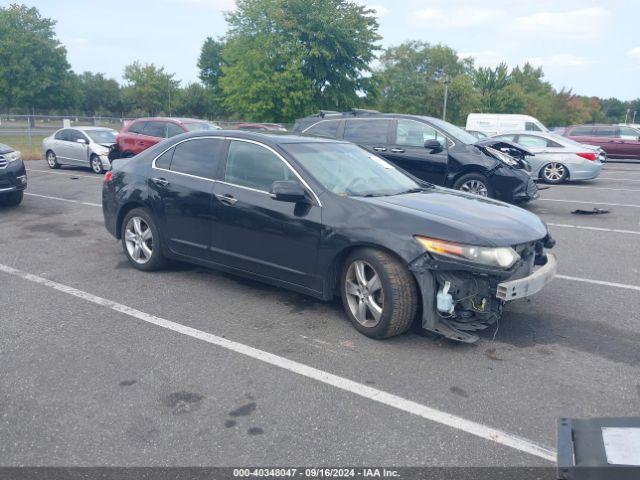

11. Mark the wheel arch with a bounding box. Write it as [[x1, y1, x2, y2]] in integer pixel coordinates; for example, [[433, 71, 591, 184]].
[[115, 201, 149, 239], [324, 242, 416, 300]]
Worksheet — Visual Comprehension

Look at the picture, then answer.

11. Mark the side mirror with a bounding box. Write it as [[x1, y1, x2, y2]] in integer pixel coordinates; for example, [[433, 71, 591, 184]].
[[424, 139, 443, 153], [76, 138, 87, 144], [270, 180, 308, 203]]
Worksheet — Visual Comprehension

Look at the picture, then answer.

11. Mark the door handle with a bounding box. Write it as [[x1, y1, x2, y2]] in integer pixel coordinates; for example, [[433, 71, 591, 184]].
[[215, 193, 238, 206], [390, 148, 405, 153], [373, 147, 387, 152], [151, 177, 169, 187]]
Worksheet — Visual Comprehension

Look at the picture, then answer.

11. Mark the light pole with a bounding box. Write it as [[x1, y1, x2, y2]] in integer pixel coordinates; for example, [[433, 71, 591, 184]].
[[442, 74, 450, 121], [624, 108, 630, 124], [633, 111, 637, 124]]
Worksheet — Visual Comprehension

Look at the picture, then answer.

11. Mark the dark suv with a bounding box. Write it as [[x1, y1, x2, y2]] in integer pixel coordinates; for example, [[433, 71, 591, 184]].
[[564, 124, 640, 160], [293, 111, 537, 204]]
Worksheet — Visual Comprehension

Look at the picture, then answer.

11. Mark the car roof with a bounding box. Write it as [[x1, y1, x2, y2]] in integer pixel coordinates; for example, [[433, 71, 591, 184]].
[[177, 130, 346, 145], [71, 126, 117, 131], [130, 117, 210, 124]]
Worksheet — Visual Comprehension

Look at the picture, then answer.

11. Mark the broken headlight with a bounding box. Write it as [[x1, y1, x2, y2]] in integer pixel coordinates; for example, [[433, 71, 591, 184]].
[[485, 146, 519, 167], [415, 236, 520, 269]]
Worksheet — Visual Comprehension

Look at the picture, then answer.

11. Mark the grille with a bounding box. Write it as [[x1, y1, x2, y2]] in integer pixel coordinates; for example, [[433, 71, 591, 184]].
[[0, 157, 7, 169], [526, 178, 537, 196]]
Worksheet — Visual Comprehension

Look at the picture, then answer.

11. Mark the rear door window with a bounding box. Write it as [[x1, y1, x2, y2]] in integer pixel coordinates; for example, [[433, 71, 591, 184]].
[[143, 121, 167, 138], [344, 119, 391, 144], [593, 126, 616, 137], [169, 138, 225, 179], [305, 120, 341, 138], [618, 126, 640, 140], [128, 122, 146, 134], [55, 129, 70, 141], [224, 140, 291, 191], [525, 122, 542, 131], [167, 123, 185, 137], [517, 135, 552, 148], [569, 126, 593, 136]]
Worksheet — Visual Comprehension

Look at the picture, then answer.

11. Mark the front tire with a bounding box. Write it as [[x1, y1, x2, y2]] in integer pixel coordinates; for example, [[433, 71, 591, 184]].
[[453, 173, 494, 198], [341, 248, 418, 339], [121, 208, 166, 271], [46, 150, 60, 169], [90, 154, 103, 174], [540, 162, 568, 184]]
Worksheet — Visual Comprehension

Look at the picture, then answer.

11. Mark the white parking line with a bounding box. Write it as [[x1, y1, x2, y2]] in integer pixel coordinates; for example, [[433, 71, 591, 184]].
[[0, 263, 556, 462], [557, 274, 640, 292], [25, 192, 101, 208], [547, 223, 640, 235], [26, 168, 102, 179], [598, 177, 640, 182], [550, 186, 640, 193], [539, 198, 640, 208]]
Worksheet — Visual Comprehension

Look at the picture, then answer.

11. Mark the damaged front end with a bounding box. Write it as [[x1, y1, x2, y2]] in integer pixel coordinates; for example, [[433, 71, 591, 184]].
[[409, 235, 557, 343]]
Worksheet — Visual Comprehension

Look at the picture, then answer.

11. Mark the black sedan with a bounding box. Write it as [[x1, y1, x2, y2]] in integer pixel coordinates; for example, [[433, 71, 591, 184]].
[[0, 143, 27, 206], [103, 131, 557, 343], [293, 111, 537, 204]]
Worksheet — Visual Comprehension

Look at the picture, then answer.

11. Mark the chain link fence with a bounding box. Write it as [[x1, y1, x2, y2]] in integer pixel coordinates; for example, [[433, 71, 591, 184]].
[[0, 114, 294, 159]]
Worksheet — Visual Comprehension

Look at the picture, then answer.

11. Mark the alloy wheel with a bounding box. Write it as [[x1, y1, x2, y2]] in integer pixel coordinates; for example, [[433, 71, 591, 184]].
[[47, 152, 57, 168], [124, 216, 153, 264], [344, 260, 384, 328], [91, 157, 103, 174], [459, 179, 489, 197], [543, 163, 566, 183]]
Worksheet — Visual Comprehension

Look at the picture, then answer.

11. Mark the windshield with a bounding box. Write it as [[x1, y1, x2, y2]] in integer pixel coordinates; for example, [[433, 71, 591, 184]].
[[184, 122, 219, 132], [426, 118, 479, 145], [283, 142, 423, 197], [85, 130, 116, 144]]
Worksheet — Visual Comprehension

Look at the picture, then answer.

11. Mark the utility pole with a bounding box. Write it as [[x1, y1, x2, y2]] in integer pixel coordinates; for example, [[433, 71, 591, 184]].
[[168, 77, 172, 116], [442, 74, 450, 121]]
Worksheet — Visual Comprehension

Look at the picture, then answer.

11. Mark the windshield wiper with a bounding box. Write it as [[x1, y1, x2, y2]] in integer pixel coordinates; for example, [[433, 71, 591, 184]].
[[394, 187, 430, 195]]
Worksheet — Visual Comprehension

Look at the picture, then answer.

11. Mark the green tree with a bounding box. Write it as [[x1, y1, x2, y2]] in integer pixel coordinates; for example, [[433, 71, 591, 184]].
[[218, 0, 380, 121], [0, 4, 75, 111], [121, 62, 180, 116], [197, 38, 227, 117], [372, 41, 479, 124], [77, 72, 122, 115], [175, 83, 215, 118]]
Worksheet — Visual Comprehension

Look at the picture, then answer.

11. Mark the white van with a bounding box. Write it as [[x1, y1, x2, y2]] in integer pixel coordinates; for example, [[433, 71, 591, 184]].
[[466, 114, 549, 136]]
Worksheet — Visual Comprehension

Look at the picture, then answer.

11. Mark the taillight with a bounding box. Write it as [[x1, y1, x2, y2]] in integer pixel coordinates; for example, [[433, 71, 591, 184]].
[[104, 171, 113, 183], [576, 152, 597, 161]]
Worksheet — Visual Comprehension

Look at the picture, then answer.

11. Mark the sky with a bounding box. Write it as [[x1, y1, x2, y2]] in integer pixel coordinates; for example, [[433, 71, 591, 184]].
[[12, 0, 640, 100]]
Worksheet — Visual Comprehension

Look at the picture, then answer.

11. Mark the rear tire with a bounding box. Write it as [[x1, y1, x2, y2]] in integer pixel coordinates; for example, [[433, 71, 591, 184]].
[[540, 162, 568, 184], [46, 150, 60, 169], [453, 173, 494, 198], [0, 190, 23, 206], [340, 248, 418, 339], [121, 208, 167, 271]]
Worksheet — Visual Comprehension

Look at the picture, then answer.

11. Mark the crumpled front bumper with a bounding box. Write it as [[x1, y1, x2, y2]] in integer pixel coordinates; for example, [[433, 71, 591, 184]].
[[496, 254, 557, 301]]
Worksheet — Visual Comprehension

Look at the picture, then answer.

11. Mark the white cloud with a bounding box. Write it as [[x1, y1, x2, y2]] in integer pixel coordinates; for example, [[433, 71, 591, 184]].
[[459, 50, 506, 68], [164, 0, 236, 10], [526, 54, 596, 68], [628, 47, 640, 60], [366, 4, 391, 18], [411, 7, 504, 28], [512, 7, 612, 39]]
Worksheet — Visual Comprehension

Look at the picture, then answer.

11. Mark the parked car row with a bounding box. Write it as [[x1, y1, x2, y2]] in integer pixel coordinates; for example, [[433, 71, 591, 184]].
[[466, 113, 640, 161], [40, 118, 289, 173]]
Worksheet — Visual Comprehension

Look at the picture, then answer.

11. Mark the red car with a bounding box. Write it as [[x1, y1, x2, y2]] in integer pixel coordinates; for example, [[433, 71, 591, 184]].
[[115, 117, 221, 157], [564, 124, 640, 160]]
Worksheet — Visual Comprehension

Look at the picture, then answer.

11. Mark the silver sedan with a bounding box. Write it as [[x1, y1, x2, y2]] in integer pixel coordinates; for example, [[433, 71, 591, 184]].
[[491, 131, 604, 184], [42, 127, 117, 174]]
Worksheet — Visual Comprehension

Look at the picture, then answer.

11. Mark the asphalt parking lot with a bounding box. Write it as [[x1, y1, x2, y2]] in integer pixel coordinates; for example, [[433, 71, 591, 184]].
[[1, 160, 639, 467]]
